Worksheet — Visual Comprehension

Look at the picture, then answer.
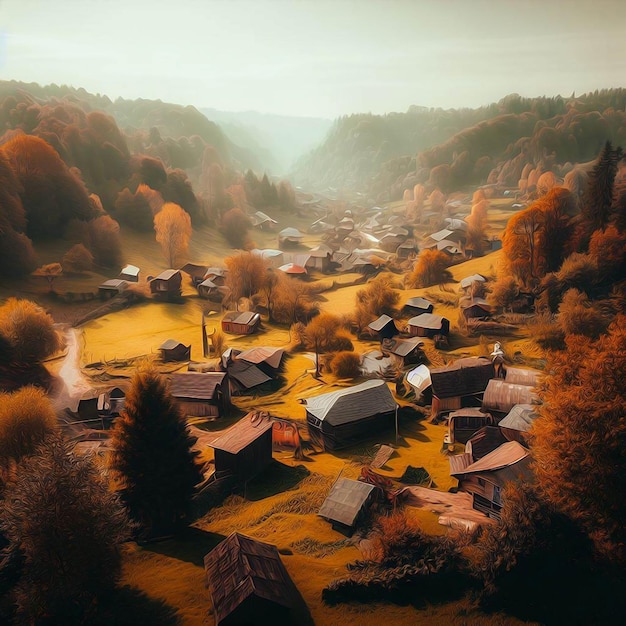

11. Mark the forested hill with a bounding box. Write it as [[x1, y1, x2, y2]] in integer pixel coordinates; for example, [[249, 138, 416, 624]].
[[293, 90, 626, 201]]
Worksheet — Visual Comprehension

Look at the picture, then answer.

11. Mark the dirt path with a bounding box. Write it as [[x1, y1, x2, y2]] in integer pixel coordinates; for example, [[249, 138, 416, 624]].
[[52, 326, 92, 412]]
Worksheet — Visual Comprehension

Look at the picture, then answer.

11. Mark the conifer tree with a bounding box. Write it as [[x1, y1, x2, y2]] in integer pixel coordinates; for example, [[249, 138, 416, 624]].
[[109, 369, 202, 538]]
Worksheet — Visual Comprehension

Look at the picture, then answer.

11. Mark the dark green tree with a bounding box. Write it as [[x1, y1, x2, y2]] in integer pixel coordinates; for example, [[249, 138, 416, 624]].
[[109, 369, 202, 538]]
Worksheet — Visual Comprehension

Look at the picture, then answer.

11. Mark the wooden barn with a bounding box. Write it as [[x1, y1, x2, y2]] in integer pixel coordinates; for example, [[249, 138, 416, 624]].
[[159, 339, 191, 362], [396, 238, 418, 259], [504, 367, 541, 387], [402, 297, 433, 316], [204, 533, 298, 626], [498, 404, 539, 443], [278, 227, 304, 249], [98, 279, 128, 299], [197, 278, 221, 300], [305, 380, 398, 451], [407, 313, 450, 338], [169, 371, 230, 418], [381, 336, 424, 367], [465, 425, 508, 460], [204, 267, 227, 286], [181, 263, 209, 286], [306, 244, 334, 273], [119, 264, 140, 282], [447, 407, 493, 444], [221, 311, 261, 335], [430, 357, 495, 417], [460, 297, 492, 320], [318, 478, 379, 535], [450, 441, 532, 520], [97, 386, 126, 419], [459, 274, 487, 293], [482, 379, 538, 416], [209, 413, 273, 482], [150, 269, 182, 299], [251, 211, 278, 230], [367, 314, 398, 340]]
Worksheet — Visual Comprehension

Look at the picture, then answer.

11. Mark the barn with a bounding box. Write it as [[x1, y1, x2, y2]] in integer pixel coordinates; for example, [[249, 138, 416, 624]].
[[482, 379, 538, 416], [119, 264, 140, 282], [407, 313, 450, 338], [318, 478, 379, 535], [447, 407, 493, 444], [381, 336, 424, 367], [367, 314, 398, 340], [98, 279, 128, 299], [460, 297, 492, 320], [150, 269, 182, 299], [169, 371, 230, 418], [402, 297, 433, 316], [204, 533, 298, 626], [305, 380, 398, 451], [159, 339, 191, 362], [221, 311, 261, 335]]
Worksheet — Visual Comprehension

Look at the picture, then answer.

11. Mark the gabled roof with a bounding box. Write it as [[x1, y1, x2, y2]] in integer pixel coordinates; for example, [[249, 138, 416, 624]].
[[504, 367, 541, 387], [460, 274, 486, 289], [483, 379, 538, 413], [205, 266, 227, 278], [99, 279, 128, 289], [223, 311, 261, 325], [437, 240, 463, 253], [159, 339, 188, 351], [253, 210, 277, 225], [120, 264, 140, 277], [279, 227, 304, 238], [406, 364, 432, 394], [368, 314, 395, 332], [153, 269, 181, 281], [408, 313, 448, 330], [204, 533, 296, 625], [404, 297, 433, 310], [210, 414, 273, 454], [450, 441, 529, 477], [499, 404, 539, 433], [278, 263, 307, 274], [180, 263, 208, 278], [198, 278, 218, 289], [309, 244, 334, 258], [169, 372, 226, 400], [305, 379, 397, 425], [236, 347, 284, 369], [318, 478, 376, 527], [430, 357, 495, 399], [465, 425, 508, 460], [228, 360, 273, 389], [430, 228, 454, 242], [383, 337, 423, 357]]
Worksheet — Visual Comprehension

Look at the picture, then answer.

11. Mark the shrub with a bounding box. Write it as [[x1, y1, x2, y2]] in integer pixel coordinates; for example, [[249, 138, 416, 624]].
[[488, 276, 519, 311], [406, 250, 452, 288], [329, 351, 361, 378], [61, 243, 93, 274], [220, 208, 252, 248], [557, 288, 609, 339], [530, 312, 566, 350]]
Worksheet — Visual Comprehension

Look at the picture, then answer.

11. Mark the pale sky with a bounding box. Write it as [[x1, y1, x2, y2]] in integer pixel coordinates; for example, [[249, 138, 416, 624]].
[[1, 0, 625, 118]]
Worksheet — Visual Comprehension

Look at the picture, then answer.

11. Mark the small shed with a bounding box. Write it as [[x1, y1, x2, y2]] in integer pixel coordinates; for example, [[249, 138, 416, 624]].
[[204, 533, 298, 626], [447, 407, 493, 444], [159, 339, 191, 362], [236, 347, 285, 373], [450, 441, 532, 520], [197, 278, 221, 300], [181, 263, 209, 286], [402, 297, 433, 316], [460, 274, 486, 292], [499, 403, 539, 443], [169, 371, 229, 418], [278, 227, 304, 249], [119, 264, 140, 282], [150, 269, 182, 298], [465, 425, 508, 460], [318, 477, 379, 535], [227, 360, 273, 394], [482, 379, 538, 415], [406, 364, 432, 397], [381, 336, 424, 366], [98, 279, 128, 299], [460, 297, 492, 320], [222, 311, 261, 335], [367, 314, 398, 340], [305, 380, 398, 451], [407, 313, 450, 338], [97, 386, 126, 418], [306, 245, 333, 273], [204, 267, 227, 286], [209, 413, 273, 481], [252, 211, 278, 229]]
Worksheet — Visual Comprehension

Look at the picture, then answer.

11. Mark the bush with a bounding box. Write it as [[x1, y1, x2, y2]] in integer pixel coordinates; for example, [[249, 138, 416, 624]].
[[530, 312, 566, 350], [557, 288, 609, 339], [406, 250, 452, 288], [488, 276, 520, 311], [0, 298, 60, 364], [329, 351, 361, 378], [220, 208, 252, 248], [61, 243, 93, 274]]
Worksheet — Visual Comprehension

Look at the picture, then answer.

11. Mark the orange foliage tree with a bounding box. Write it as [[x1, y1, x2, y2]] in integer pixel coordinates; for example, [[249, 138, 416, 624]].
[[62, 243, 94, 274], [304, 313, 353, 377], [220, 208, 252, 248], [154, 202, 192, 267], [406, 250, 452, 288], [224, 252, 268, 302]]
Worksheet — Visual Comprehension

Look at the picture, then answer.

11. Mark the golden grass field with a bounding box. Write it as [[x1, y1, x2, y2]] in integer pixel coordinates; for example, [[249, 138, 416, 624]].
[[0, 199, 540, 625]]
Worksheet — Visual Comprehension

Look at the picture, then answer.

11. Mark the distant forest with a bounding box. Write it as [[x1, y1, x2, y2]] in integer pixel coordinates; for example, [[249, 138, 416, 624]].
[[293, 89, 626, 200]]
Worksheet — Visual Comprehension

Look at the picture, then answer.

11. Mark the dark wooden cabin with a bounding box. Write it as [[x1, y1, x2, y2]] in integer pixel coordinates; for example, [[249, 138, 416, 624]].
[[169, 371, 229, 418], [498, 403, 539, 443], [460, 297, 492, 320], [305, 380, 397, 451], [447, 407, 493, 444], [98, 279, 128, 300], [402, 297, 433, 316], [318, 478, 379, 535], [209, 413, 273, 481], [150, 269, 182, 299], [204, 533, 298, 626], [381, 336, 424, 366], [221, 311, 261, 335], [367, 314, 398, 340], [97, 386, 126, 419], [159, 339, 191, 362], [465, 425, 508, 460], [407, 313, 450, 338]]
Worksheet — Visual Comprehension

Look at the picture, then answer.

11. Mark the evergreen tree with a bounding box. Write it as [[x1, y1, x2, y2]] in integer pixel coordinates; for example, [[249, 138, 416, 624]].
[[109, 369, 202, 538]]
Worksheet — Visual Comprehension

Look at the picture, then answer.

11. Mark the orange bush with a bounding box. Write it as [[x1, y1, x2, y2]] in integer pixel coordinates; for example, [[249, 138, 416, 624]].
[[406, 250, 452, 288]]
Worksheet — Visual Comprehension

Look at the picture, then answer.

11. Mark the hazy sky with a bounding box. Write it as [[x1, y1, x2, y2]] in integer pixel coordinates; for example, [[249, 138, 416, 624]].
[[1, 0, 625, 118]]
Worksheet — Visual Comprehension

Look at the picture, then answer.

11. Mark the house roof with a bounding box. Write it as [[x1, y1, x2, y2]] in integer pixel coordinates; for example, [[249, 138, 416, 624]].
[[430, 357, 495, 399], [504, 367, 541, 387], [460, 297, 491, 309], [253, 211, 277, 225], [228, 360, 273, 389], [169, 372, 226, 400], [305, 379, 397, 426], [278, 263, 307, 274], [204, 532, 296, 625], [236, 347, 284, 369], [159, 339, 189, 351], [383, 337, 423, 357], [99, 279, 128, 290], [210, 413, 273, 454], [465, 425, 508, 460], [430, 228, 454, 242], [251, 248, 283, 259], [180, 263, 209, 278], [448, 407, 491, 421], [450, 441, 529, 477], [460, 274, 487, 289], [279, 227, 304, 238], [437, 240, 463, 253], [408, 313, 448, 330], [404, 297, 433, 310], [153, 269, 181, 281], [444, 218, 468, 231], [499, 404, 539, 433], [120, 264, 140, 277], [223, 311, 261, 326], [368, 314, 395, 332], [309, 244, 333, 258], [198, 278, 218, 289], [406, 364, 432, 394], [205, 267, 227, 278], [318, 478, 376, 527], [482, 379, 538, 413]]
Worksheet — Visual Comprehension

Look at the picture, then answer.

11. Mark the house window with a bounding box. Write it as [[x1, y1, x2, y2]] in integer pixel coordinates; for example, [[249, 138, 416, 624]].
[[477, 478, 485, 487]]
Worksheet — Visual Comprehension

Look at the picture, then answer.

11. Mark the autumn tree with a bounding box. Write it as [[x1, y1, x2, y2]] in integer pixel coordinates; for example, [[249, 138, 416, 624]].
[[487, 276, 519, 312], [154, 202, 192, 267], [406, 250, 452, 288], [114, 186, 154, 231], [354, 274, 400, 333], [271, 275, 317, 325], [162, 169, 202, 223], [0, 387, 57, 473], [31, 262, 63, 292], [328, 351, 361, 378], [466, 198, 490, 256], [224, 252, 268, 302], [109, 369, 202, 538], [531, 317, 626, 562], [83, 214, 124, 268], [556, 288, 608, 339], [62, 243, 93, 274], [304, 313, 353, 377], [0, 435, 129, 623], [220, 207, 252, 248], [0, 298, 60, 364]]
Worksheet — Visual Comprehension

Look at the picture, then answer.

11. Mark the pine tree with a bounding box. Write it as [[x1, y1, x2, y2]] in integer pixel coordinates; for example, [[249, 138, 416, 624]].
[[109, 369, 202, 538]]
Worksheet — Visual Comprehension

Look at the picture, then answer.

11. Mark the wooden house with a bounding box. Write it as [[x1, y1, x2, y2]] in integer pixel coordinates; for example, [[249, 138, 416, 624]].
[[465, 425, 508, 460], [197, 278, 221, 300], [150, 269, 182, 299], [460, 297, 492, 320], [169, 371, 229, 418], [305, 380, 398, 451], [498, 404, 539, 444], [278, 227, 304, 249], [98, 279, 128, 299], [159, 339, 191, 362], [306, 245, 334, 273], [180, 263, 209, 286], [97, 386, 126, 419], [407, 313, 450, 338], [227, 360, 273, 395], [226, 347, 284, 394], [450, 441, 532, 520], [251, 211, 278, 230], [318, 478, 379, 536], [430, 357, 495, 417], [77, 392, 99, 421], [119, 264, 140, 282], [504, 367, 541, 387], [203, 267, 227, 286], [209, 413, 273, 481], [367, 314, 398, 340], [221, 311, 261, 335], [204, 533, 298, 626], [459, 274, 486, 293], [402, 297, 433, 316], [482, 379, 538, 416], [447, 407, 493, 444], [381, 336, 424, 367]]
